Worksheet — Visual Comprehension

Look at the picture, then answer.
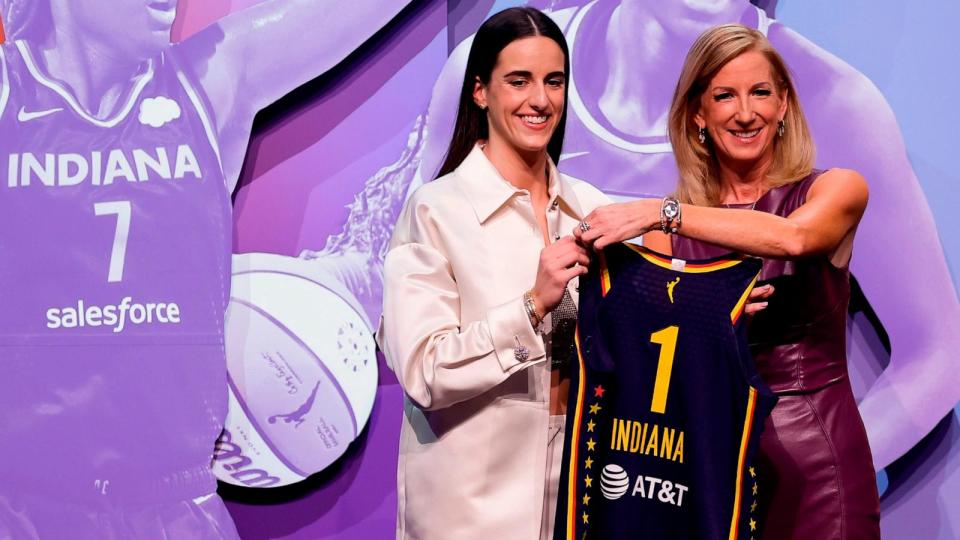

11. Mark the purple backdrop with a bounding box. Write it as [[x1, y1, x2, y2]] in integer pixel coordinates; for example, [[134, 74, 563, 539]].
[[155, 1, 959, 538]]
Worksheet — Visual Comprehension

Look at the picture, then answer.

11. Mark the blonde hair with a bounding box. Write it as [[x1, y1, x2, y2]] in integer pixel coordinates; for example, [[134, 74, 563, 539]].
[[668, 23, 814, 206]]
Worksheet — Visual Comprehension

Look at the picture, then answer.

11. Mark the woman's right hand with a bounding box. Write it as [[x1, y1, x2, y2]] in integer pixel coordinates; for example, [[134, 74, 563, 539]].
[[575, 199, 661, 250], [530, 236, 590, 317]]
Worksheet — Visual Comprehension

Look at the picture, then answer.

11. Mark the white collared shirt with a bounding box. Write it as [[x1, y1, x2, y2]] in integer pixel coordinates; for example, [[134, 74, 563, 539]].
[[379, 145, 610, 540]]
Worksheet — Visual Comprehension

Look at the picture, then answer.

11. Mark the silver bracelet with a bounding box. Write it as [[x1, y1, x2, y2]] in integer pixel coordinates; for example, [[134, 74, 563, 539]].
[[523, 290, 543, 330]]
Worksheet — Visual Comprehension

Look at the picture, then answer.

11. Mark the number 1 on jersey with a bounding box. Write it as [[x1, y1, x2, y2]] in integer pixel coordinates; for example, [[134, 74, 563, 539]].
[[649, 325, 679, 414], [94, 201, 131, 283]]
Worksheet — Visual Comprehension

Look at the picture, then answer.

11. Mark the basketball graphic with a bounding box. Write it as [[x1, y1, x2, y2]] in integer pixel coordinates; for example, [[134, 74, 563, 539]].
[[213, 253, 378, 487]]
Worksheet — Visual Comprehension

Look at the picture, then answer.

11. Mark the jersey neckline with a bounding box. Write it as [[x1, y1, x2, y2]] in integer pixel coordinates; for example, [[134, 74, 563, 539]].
[[624, 243, 749, 274], [14, 40, 155, 129]]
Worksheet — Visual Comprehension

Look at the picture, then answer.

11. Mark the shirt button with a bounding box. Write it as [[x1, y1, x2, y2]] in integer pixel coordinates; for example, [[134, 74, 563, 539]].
[[553, 233, 561, 241]]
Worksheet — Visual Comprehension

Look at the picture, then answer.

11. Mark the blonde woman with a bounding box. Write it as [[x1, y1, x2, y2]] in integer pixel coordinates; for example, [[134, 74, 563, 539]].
[[576, 24, 880, 539]]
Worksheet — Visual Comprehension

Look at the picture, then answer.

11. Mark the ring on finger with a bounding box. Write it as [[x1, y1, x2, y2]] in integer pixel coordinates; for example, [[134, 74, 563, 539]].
[[579, 220, 591, 233]]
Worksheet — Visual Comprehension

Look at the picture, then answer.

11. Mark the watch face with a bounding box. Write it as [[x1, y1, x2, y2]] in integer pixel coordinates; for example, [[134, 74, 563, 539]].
[[664, 202, 679, 219]]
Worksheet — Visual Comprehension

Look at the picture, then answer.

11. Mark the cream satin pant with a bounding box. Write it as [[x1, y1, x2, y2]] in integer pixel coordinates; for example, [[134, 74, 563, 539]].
[[540, 415, 566, 540]]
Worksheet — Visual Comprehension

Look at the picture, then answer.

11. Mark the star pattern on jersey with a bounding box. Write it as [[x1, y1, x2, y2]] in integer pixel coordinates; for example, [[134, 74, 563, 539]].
[[564, 255, 772, 540], [576, 384, 607, 537], [744, 460, 761, 536]]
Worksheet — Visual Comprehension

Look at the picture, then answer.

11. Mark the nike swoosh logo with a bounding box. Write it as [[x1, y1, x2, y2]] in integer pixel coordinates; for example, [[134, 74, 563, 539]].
[[17, 106, 64, 122]]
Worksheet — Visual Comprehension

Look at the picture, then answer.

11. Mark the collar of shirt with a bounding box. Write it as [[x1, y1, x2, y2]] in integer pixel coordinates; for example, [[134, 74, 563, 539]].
[[455, 144, 584, 224]]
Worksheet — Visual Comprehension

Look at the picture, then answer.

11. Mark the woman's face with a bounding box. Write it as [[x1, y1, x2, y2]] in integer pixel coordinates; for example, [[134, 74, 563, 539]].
[[694, 49, 787, 169], [473, 36, 566, 157]]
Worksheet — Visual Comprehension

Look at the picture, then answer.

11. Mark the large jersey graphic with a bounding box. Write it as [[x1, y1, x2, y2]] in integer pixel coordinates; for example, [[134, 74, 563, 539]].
[[0, 40, 231, 494], [555, 244, 776, 540]]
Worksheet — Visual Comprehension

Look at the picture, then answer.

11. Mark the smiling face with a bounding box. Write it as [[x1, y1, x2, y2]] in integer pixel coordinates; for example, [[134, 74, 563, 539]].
[[694, 49, 787, 170], [473, 35, 566, 159]]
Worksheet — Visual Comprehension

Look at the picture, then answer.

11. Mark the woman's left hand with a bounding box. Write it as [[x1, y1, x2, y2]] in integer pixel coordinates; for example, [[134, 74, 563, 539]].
[[574, 199, 661, 250], [745, 284, 774, 315]]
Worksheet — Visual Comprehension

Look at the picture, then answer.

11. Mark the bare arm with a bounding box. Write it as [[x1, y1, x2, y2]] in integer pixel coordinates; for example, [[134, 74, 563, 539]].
[[809, 68, 960, 469], [182, 0, 409, 126], [176, 0, 409, 189], [576, 168, 868, 261], [641, 230, 672, 254], [763, 23, 960, 468]]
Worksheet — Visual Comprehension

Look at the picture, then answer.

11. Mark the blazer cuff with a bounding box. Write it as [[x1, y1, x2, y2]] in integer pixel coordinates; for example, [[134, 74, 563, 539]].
[[487, 295, 547, 372]]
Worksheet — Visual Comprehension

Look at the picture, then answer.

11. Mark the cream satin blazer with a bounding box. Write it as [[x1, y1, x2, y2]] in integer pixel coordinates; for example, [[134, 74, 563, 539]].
[[378, 146, 609, 540]]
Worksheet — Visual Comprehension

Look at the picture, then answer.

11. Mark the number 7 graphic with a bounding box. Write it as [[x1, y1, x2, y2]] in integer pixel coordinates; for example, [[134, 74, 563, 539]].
[[94, 201, 131, 283]]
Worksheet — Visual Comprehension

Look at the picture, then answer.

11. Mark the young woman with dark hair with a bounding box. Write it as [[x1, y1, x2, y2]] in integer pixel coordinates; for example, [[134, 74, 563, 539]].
[[378, 7, 612, 540], [435, 8, 570, 178]]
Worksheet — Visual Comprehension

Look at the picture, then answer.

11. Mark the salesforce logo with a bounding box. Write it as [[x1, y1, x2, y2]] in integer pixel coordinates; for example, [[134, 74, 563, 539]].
[[46, 296, 182, 333], [600, 463, 631, 500]]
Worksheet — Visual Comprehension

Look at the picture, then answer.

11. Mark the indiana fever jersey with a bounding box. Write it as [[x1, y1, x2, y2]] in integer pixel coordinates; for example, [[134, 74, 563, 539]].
[[555, 244, 776, 540], [0, 41, 231, 493]]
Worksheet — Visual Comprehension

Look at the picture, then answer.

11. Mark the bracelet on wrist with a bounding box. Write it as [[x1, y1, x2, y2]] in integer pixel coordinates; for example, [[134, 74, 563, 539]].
[[523, 290, 543, 329]]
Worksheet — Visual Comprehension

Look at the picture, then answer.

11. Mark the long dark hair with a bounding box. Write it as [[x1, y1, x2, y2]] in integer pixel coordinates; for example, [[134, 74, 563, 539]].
[[436, 7, 570, 178]]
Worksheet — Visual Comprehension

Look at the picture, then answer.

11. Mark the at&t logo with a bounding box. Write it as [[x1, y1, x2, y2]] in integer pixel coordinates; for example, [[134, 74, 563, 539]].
[[599, 462, 689, 507]]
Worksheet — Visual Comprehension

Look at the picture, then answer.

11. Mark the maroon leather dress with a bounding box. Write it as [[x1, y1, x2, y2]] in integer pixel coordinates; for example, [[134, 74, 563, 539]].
[[672, 172, 881, 539]]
